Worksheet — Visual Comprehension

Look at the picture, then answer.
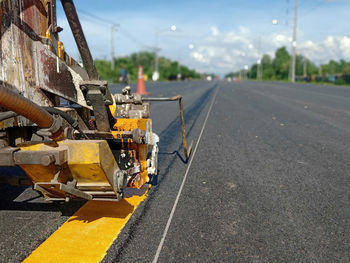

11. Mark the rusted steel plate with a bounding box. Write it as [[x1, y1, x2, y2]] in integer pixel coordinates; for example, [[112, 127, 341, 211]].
[[0, 0, 90, 128]]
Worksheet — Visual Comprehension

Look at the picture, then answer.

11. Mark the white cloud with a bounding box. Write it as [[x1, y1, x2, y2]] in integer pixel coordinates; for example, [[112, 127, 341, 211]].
[[210, 26, 220, 37], [324, 36, 335, 48], [185, 26, 267, 73], [339, 36, 350, 58], [185, 25, 350, 73], [274, 34, 289, 44], [297, 36, 350, 63], [57, 10, 350, 74], [191, 51, 207, 63]]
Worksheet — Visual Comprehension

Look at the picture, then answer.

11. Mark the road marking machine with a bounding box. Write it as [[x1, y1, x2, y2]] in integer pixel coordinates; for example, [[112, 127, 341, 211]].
[[0, 0, 192, 201]]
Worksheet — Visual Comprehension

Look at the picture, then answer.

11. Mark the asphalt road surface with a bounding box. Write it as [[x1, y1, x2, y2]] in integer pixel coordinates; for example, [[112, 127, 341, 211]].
[[1, 80, 349, 262]]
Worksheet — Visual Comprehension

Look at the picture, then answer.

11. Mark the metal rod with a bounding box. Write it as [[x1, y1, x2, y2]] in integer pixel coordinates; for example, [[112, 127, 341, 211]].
[[143, 95, 193, 160], [60, 0, 99, 80], [142, 95, 182, 101], [178, 97, 190, 159]]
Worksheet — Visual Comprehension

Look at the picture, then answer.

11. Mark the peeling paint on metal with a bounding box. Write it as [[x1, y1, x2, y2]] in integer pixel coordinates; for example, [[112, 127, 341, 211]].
[[0, 0, 92, 129]]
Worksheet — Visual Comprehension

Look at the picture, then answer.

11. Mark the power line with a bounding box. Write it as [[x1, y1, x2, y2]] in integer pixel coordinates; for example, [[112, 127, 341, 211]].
[[298, 0, 327, 20], [77, 8, 147, 48], [77, 8, 115, 26], [71, 7, 154, 67], [118, 28, 147, 47]]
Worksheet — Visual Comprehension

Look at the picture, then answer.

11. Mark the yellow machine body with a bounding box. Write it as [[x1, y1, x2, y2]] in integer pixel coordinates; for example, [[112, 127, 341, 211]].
[[0, 0, 179, 202], [112, 118, 150, 189], [15, 117, 152, 201]]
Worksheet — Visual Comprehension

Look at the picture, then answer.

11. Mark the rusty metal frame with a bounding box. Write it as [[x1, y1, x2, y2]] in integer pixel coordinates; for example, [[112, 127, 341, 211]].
[[60, 0, 99, 80], [0, 0, 92, 127]]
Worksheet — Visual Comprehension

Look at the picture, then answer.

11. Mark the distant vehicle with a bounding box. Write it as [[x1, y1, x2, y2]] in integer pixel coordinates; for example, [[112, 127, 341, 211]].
[[328, 75, 336, 83], [152, 71, 160, 81], [119, 65, 129, 84], [206, 76, 212, 81]]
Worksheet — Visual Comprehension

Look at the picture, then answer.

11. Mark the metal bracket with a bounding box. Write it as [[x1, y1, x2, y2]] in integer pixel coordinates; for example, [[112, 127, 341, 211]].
[[0, 147, 19, 166], [142, 95, 193, 160], [112, 170, 128, 201], [74, 129, 146, 143], [34, 181, 93, 200], [114, 92, 150, 118], [14, 149, 68, 166], [126, 165, 141, 176], [80, 80, 112, 132]]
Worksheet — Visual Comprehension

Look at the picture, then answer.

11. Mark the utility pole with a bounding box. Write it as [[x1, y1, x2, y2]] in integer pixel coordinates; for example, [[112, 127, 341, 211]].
[[152, 47, 161, 81], [110, 24, 115, 71], [257, 36, 262, 80], [303, 57, 307, 78], [155, 49, 159, 74], [291, 0, 298, 83], [152, 26, 177, 81], [177, 62, 181, 80], [152, 30, 161, 81], [244, 65, 249, 80]]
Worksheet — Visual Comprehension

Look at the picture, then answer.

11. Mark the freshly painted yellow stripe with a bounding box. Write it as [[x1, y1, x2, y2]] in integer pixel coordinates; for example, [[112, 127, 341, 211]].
[[23, 189, 149, 263]]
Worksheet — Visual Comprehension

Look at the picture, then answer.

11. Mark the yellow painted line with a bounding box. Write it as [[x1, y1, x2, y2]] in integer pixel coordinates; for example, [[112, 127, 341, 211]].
[[23, 189, 149, 263]]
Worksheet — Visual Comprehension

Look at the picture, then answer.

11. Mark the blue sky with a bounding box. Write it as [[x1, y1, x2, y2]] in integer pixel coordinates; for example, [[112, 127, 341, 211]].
[[56, 0, 350, 74]]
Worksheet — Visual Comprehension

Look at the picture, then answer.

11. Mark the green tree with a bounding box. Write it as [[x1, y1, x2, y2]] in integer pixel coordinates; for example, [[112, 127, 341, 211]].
[[273, 47, 290, 80], [95, 51, 201, 83], [295, 55, 318, 77], [322, 60, 341, 75], [226, 46, 350, 85], [295, 55, 304, 76], [261, 54, 274, 80], [250, 64, 258, 79], [342, 63, 350, 75]]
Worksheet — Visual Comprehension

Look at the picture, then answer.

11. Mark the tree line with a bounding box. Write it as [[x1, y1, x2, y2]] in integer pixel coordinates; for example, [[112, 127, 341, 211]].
[[226, 46, 350, 85], [95, 51, 202, 83]]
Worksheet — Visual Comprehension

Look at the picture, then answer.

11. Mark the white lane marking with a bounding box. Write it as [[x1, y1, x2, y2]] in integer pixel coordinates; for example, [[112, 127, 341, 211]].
[[152, 85, 220, 263]]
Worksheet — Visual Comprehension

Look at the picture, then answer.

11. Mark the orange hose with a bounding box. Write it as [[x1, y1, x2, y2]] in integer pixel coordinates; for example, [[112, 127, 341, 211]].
[[0, 84, 53, 128]]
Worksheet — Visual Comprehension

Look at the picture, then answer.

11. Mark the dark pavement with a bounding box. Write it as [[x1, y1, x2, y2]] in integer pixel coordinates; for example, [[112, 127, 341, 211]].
[[1, 80, 349, 262], [107, 81, 349, 263]]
